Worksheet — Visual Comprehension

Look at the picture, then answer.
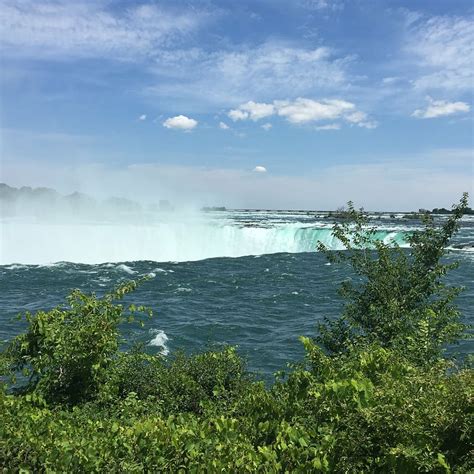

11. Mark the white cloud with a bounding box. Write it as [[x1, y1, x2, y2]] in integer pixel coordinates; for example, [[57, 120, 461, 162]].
[[0, 1, 207, 60], [302, 0, 330, 9], [345, 112, 378, 129], [229, 101, 275, 121], [261, 123, 272, 131], [228, 109, 248, 121], [147, 42, 354, 109], [299, 0, 344, 11], [276, 98, 353, 123], [139, 114, 147, 121], [219, 121, 230, 130], [382, 77, 400, 84], [2, 2, 356, 111], [315, 123, 340, 130], [412, 97, 470, 119], [358, 121, 378, 129], [226, 97, 376, 128], [406, 15, 474, 91], [345, 111, 367, 123], [253, 166, 267, 173], [163, 115, 198, 130]]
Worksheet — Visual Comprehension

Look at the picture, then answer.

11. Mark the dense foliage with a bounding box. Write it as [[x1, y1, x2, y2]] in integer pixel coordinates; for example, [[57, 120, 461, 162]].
[[316, 193, 468, 365], [1, 195, 472, 472]]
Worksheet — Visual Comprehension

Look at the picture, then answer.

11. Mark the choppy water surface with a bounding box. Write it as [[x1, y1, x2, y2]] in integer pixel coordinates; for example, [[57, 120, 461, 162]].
[[1, 211, 473, 378]]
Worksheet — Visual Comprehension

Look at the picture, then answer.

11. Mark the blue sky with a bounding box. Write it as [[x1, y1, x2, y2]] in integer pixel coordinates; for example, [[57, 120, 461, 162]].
[[0, 0, 473, 210]]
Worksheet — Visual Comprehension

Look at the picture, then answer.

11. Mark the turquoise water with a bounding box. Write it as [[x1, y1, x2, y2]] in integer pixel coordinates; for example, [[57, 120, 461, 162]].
[[1, 212, 473, 378]]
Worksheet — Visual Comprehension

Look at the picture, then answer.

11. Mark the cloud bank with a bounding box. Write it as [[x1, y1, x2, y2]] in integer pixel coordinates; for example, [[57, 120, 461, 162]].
[[407, 15, 474, 92], [0, 1, 207, 60], [147, 43, 353, 108], [228, 98, 377, 129]]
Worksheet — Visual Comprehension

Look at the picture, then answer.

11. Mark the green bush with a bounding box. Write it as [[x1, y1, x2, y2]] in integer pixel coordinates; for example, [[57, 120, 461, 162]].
[[0, 194, 472, 472], [316, 193, 469, 365], [101, 346, 249, 414], [1, 279, 152, 405]]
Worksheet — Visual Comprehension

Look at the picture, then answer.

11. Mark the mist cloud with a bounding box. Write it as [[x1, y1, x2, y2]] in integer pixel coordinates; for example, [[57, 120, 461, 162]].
[[2, 149, 471, 211]]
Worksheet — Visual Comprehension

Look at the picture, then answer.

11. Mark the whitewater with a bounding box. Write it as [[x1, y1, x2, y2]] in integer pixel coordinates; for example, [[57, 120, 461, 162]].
[[1, 209, 416, 264]]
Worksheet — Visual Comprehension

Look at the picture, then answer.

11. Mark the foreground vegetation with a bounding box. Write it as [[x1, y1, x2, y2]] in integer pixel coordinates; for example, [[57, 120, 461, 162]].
[[1, 195, 472, 472]]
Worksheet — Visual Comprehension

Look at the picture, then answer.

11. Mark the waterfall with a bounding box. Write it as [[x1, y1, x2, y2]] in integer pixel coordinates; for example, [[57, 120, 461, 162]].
[[0, 218, 409, 264]]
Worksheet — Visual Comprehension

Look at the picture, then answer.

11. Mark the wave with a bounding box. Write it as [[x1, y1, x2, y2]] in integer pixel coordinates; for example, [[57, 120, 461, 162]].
[[0, 220, 409, 264], [148, 329, 169, 356], [115, 264, 137, 275]]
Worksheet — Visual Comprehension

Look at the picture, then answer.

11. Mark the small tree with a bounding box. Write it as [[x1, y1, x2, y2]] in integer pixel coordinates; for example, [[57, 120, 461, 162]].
[[317, 193, 469, 364], [1, 278, 152, 404]]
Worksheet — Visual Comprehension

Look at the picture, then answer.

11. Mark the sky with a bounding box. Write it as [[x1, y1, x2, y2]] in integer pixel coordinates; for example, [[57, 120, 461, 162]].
[[0, 0, 473, 210]]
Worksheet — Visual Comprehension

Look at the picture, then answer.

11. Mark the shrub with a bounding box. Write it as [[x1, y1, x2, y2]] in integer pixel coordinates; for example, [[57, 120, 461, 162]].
[[1, 279, 152, 404], [101, 346, 250, 414], [316, 193, 469, 365]]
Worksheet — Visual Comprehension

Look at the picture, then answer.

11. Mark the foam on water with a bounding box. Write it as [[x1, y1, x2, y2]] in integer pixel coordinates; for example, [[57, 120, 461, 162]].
[[116, 264, 136, 274], [148, 329, 170, 356], [153, 267, 173, 274], [5, 264, 26, 270], [37, 262, 67, 268]]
